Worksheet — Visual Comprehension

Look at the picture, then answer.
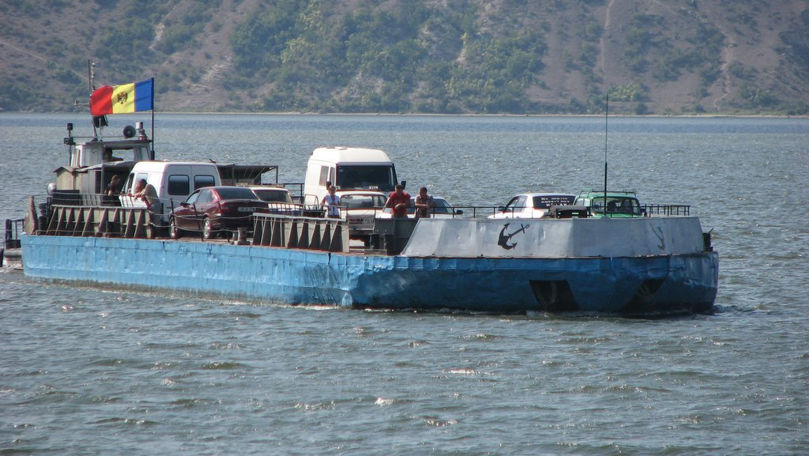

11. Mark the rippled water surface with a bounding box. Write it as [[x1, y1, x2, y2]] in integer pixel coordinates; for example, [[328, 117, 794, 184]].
[[1, 114, 807, 454]]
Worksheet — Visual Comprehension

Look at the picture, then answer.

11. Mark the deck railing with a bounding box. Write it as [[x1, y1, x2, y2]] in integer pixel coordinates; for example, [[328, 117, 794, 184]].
[[24, 194, 694, 253], [41, 204, 155, 238], [642, 204, 691, 216], [251, 213, 348, 252]]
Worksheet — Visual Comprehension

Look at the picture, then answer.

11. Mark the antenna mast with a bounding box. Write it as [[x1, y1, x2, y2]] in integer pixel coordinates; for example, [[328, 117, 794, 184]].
[[88, 60, 95, 93], [89, 60, 99, 138], [603, 93, 609, 216]]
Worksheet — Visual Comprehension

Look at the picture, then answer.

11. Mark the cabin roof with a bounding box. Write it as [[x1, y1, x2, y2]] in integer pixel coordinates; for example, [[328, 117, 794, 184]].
[[310, 146, 391, 164]]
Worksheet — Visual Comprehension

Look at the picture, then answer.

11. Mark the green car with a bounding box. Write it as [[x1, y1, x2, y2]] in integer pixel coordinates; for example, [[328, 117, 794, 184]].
[[573, 190, 645, 217]]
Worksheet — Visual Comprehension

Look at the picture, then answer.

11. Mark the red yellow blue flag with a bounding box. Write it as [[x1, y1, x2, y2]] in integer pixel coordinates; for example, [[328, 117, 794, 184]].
[[90, 78, 154, 116]]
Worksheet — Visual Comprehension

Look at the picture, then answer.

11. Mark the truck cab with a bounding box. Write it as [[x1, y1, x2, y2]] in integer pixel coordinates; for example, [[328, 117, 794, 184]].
[[302, 147, 399, 205], [574, 190, 644, 217]]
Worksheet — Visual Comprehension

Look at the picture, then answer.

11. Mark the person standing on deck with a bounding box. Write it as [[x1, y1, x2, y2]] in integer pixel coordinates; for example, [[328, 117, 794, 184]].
[[321, 185, 341, 218], [385, 184, 411, 218], [413, 186, 434, 218], [132, 179, 158, 209]]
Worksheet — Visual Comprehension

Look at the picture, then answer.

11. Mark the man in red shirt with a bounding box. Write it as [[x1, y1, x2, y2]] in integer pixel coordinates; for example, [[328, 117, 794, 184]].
[[385, 184, 411, 218]]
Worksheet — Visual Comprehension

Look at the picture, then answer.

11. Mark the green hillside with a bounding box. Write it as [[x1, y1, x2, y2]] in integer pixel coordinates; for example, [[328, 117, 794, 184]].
[[1, 0, 807, 114]]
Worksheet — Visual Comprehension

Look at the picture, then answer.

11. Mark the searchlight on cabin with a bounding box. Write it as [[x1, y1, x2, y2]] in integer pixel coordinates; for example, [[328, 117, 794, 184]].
[[123, 125, 136, 138]]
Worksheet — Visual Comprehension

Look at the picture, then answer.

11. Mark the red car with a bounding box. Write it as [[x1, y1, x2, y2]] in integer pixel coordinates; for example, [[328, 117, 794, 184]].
[[169, 186, 269, 240]]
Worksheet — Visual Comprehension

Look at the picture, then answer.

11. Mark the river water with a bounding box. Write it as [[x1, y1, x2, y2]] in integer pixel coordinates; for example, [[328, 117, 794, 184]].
[[1, 114, 807, 454]]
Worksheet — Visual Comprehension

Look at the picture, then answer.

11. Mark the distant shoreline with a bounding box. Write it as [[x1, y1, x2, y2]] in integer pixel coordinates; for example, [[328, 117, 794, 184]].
[[2, 111, 808, 119]]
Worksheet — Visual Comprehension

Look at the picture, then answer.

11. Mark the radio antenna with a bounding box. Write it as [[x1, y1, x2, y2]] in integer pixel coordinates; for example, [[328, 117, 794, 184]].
[[89, 60, 98, 138], [88, 60, 96, 92], [603, 93, 609, 215]]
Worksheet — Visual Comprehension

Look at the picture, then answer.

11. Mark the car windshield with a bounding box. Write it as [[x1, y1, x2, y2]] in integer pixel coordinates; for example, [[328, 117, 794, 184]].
[[590, 196, 642, 215], [216, 187, 259, 200], [504, 196, 526, 210], [404, 197, 452, 214], [432, 198, 452, 214], [336, 165, 396, 192], [341, 194, 387, 209], [253, 189, 289, 202], [532, 195, 575, 209]]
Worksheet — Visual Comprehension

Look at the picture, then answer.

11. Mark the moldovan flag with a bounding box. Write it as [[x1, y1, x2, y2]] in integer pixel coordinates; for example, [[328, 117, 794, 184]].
[[90, 78, 154, 116]]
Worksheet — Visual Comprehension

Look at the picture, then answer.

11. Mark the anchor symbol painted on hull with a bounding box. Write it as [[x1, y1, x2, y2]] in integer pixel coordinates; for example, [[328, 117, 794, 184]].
[[498, 223, 529, 250]]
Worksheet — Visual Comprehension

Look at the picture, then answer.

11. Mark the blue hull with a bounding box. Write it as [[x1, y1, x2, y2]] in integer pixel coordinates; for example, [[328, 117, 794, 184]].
[[21, 235, 718, 315]]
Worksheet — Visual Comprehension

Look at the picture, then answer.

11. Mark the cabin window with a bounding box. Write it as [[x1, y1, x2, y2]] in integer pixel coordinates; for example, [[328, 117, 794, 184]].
[[340, 194, 387, 209], [590, 196, 642, 215], [123, 174, 135, 194], [185, 191, 200, 205], [336, 165, 396, 192], [503, 197, 519, 212], [216, 187, 257, 199], [194, 175, 216, 190], [168, 175, 190, 196], [433, 198, 452, 214], [511, 196, 527, 209], [615, 198, 641, 215], [197, 189, 213, 203], [134, 173, 149, 189], [253, 189, 291, 203], [319, 166, 330, 186]]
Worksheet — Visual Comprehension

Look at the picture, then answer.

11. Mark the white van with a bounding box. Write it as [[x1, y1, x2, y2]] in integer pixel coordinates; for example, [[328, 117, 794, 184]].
[[302, 147, 399, 205], [120, 161, 221, 221]]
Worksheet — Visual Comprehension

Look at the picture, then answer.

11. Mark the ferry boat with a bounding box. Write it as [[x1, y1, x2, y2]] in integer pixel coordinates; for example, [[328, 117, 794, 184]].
[[11, 77, 718, 315], [13, 124, 717, 315]]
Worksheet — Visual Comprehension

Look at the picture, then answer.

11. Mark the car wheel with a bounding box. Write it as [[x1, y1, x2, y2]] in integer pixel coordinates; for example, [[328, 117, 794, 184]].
[[169, 217, 182, 239], [202, 217, 215, 240]]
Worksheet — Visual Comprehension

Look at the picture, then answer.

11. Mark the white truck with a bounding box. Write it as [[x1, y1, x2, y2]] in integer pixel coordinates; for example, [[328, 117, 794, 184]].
[[119, 161, 221, 218], [302, 147, 400, 206], [120, 161, 277, 223]]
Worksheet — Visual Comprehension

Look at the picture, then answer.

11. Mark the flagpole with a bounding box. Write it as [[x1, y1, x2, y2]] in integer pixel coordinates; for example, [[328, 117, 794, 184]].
[[151, 107, 155, 160], [150, 78, 155, 160]]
